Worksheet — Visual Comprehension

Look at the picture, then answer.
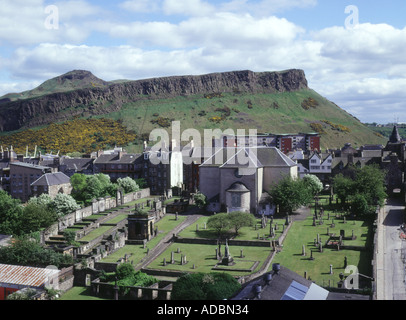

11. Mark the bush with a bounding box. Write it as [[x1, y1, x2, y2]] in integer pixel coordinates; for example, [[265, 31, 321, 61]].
[[172, 273, 241, 300]]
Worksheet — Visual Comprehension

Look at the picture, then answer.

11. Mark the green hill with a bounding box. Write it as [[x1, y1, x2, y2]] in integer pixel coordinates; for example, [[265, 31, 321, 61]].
[[0, 69, 387, 153], [106, 88, 386, 152]]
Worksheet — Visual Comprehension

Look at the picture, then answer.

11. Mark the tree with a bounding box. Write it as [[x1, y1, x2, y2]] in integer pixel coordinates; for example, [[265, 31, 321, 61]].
[[270, 177, 312, 215], [228, 211, 256, 236], [0, 190, 23, 235], [20, 202, 58, 235], [70, 173, 88, 204], [332, 174, 354, 204], [194, 192, 208, 209], [207, 213, 231, 239], [0, 237, 73, 268], [28, 194, 52, 207], [349, 194, 371, 216], [49, 194, 80, 217], [172, 272, 241, 300], [117, 177, 139, 194], [302, 174, 323, 197], [135, 178, 147, 189], [354, 164, 387, 206]]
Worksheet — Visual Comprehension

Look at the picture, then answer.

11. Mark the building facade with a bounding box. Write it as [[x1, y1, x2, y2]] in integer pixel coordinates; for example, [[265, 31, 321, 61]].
[[9, 162, 55, 202], [199, 146, 298, 214]]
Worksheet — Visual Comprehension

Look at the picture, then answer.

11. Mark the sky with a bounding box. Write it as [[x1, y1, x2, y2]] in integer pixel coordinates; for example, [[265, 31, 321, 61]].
[[1, 0, 406, 124]]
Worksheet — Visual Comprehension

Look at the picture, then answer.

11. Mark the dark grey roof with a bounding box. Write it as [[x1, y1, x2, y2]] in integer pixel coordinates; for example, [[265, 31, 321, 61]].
[[227, 182, 250, 192], [94, 153, 143, 165], [60, 158, 94, 171], [10, 162, 49, 170], [31, 172, 71, 186], [389, 126, 402, 143], [200, 147, 297, 168], [231, 265, 315, 300], [231, 265, 370, 300]]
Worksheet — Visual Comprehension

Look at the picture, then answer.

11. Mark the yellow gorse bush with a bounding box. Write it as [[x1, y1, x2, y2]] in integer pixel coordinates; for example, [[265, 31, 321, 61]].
[[0, 118, 137, 155]]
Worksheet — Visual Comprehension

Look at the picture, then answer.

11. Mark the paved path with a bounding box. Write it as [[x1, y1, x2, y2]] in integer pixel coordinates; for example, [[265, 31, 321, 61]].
[[376, 198, 406, 300]]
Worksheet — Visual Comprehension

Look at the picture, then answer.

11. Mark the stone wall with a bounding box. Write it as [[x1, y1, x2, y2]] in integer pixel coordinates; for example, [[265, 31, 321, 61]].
[[42, 188, 150, 242]]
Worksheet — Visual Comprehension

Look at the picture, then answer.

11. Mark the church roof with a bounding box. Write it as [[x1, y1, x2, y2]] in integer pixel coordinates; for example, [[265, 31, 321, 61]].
[[389, 126, 402, 143], [227, 182, 250, 192]]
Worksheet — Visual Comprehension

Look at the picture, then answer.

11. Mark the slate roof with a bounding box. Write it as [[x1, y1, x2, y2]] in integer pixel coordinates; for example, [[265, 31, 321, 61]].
[[94, 153, 143, 165], [60, 158, 94, 171], [200, 147, 297, 168], [31, 172, 71, 186], [231, 264, 370, 300], [227, 182, 250, 192], [9, 162, 49, 170]]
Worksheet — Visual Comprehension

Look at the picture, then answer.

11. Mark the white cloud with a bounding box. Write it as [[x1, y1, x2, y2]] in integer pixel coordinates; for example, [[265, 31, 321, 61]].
[[0, 0, 101, 46], [1, 0, 405, 124], [96, 12, 304, 50], [162, 0, 215, 16], [119, 0, 161, 13]]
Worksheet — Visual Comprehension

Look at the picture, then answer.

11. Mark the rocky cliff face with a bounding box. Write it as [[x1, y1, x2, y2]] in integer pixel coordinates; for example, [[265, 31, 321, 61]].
[[0, 69, 308, 132]]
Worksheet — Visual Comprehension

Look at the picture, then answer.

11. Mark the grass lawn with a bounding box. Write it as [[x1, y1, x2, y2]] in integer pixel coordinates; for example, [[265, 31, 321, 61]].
[[272, 212, 373, 288], [103, 214, 128, 225], [100, 214, 187, 264], [178, 215, 286, 241], [79, 226, 115, 242], [146, 242, 271, 276], [59, 286, 110, 300]]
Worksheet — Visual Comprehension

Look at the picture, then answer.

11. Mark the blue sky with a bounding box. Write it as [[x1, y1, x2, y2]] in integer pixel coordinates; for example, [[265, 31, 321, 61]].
[[1, 0, 405, 124]]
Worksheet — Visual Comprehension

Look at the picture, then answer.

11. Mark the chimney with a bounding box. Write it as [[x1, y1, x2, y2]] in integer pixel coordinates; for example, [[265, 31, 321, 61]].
[[272, 263, 280, 275], [255, 285, 262, 299], [264, 273, 272, 285]]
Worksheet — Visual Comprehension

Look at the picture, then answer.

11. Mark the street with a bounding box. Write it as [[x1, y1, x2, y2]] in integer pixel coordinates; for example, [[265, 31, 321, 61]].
[[379, 198, 406, 300]]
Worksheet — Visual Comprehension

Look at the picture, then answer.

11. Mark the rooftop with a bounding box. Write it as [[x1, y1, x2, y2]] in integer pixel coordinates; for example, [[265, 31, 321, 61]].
[[0, 264, 60, 288], [31, 172, 71, 186]]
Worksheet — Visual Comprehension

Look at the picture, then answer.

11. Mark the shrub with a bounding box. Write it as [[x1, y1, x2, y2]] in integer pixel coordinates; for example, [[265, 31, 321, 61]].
[[172, 273, 241, 300]]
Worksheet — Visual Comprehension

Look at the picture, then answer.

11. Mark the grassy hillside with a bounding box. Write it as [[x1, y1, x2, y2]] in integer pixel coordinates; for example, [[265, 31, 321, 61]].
[[103, 88, 386, 152], [0, 70, 107, 102], [0, 77, 387, 154]]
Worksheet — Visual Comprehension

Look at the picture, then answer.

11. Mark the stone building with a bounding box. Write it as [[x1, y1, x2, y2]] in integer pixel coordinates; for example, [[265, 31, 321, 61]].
[[94, 150, 143, 181], [9, 162, 55, 202], [142, 141, 183, 195], [31, 172, 72, 199], [199, 146, 298, 214]]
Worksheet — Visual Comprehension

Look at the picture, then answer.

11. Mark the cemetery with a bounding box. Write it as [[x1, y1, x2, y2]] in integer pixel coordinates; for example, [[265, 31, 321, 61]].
[[57, 189, 376, 300], [271, 195, 374, 292]]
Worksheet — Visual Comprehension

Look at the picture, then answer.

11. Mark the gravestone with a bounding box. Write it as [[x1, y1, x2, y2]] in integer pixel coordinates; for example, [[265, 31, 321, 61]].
[[222, 240, 234, 266]]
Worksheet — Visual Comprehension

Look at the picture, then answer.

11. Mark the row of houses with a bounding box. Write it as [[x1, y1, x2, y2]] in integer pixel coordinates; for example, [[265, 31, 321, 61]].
[[1, 127, 404, 208]]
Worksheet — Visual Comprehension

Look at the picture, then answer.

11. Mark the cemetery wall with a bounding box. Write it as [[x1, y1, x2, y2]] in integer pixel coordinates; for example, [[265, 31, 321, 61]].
[[91, 279, 171, 300], [42, 188, 150, 242]]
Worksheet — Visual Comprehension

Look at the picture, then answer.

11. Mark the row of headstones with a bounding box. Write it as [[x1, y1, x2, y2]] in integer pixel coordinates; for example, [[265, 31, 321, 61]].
[[303, 257, 349, 280], [313, 210, 353, 227], [160, 246, 248, 268]]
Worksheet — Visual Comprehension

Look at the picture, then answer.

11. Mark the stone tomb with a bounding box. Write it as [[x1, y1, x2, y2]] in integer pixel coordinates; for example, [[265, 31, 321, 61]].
[[127, 213, 156, 241]]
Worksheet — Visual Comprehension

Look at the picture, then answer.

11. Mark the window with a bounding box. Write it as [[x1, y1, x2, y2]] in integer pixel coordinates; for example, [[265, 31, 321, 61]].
[[231, 193, 241, 208], [311, 159, 317, 164]]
